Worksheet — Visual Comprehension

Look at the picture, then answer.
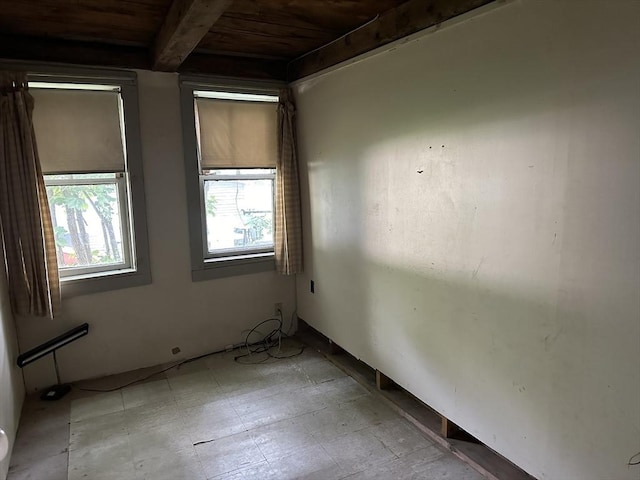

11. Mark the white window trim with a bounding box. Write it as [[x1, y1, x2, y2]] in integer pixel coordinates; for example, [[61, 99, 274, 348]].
[[5, 62, 153, 296], [180, 75, 285, 281]]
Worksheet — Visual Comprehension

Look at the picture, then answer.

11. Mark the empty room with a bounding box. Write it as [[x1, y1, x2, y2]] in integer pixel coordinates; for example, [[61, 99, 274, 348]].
[[0, 0, 638, 479]]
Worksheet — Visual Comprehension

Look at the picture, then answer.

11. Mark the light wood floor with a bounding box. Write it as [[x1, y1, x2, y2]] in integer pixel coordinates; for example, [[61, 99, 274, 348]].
[[8, 340, 485, 479]]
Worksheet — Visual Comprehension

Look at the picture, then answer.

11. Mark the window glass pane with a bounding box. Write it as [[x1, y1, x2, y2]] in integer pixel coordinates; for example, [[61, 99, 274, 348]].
[[45, 183, 125, 269], [45, 173, 118, 181], [203, 168, 275, 176], [204, 178, 274, 253], [194, 90, 277, 102]]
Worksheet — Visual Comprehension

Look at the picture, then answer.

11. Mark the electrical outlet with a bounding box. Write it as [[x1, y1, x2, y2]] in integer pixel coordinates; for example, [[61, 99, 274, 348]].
[[171, 346, 181, 355], [274, 302, 283, 315]]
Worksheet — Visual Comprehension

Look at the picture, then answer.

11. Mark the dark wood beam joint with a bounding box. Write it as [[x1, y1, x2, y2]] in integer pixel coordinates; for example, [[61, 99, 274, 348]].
[[153, 0, 234, 71]]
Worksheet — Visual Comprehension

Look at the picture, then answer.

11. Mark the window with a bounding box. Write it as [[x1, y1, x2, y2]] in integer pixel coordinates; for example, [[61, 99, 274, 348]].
[[28, 70, 150, 295], [44, 173, 131, 276], [203, 168, 275, 257], [181, 80, 281, 280]]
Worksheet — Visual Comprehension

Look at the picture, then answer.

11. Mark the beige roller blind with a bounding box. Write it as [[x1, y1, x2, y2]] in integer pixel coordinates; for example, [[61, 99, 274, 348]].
[[30, 88, 125, 174], [195, 97, 277, 169]]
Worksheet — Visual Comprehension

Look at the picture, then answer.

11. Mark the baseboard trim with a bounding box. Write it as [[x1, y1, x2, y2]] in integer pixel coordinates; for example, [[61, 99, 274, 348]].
[[295, 318, 536, 480]]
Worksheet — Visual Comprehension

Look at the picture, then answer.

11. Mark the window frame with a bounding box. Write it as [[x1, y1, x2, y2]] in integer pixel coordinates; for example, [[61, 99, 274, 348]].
[[201, 168, 276, 259], [8, 62, 153, 296], [180, 76, 285, 281], [43, 172, 134, 278]]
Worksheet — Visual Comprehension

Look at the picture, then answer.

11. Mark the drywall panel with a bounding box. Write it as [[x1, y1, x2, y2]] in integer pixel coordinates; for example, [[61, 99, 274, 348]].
[[294, 1, 640, 479], [16, 70, 295, 389], [0, 242, 24, 480]]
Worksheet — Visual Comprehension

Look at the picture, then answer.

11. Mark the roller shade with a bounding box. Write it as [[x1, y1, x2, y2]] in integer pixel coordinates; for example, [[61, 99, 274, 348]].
[[195, 97, 277, 169], [30, 88, 125, 174]]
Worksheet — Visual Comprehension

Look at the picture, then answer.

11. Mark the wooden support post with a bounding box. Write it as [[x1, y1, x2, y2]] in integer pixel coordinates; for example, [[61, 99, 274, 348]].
[[441, 417, 461, 438], [376, 370, 396, 390], [328, 340, 344, 355]]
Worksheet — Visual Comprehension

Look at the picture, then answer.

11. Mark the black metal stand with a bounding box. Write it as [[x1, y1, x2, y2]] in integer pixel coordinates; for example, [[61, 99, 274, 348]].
[[40, 351, 71, 401]]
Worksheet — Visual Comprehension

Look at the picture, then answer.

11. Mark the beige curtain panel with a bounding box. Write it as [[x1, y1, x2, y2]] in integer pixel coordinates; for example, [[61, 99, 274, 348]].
[[0, 72, 60, 318], [195, 97, 277, 169], [30, 88, 125, 174], [275, 88, 303, 275]]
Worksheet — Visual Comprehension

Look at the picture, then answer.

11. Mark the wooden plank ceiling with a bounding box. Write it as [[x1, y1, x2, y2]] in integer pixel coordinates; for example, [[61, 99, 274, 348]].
[[0, 0, 494, 82]]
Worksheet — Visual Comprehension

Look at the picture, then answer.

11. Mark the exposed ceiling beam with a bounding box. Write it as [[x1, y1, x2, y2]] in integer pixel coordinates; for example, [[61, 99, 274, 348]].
[[0, 35, 152, 71], [182, 53, 287, 81], [153, 0, 234, 71], [0, 34, 287, 81], [287, 0, 495, 81]]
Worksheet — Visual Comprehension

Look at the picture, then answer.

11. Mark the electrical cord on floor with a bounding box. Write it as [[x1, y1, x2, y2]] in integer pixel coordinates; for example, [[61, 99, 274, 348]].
[[74, 342, 245, 393], [234, 309, 305, 364], [72, 345, 237, 393], [73, 310, 304, 392], [74, 361, 187, 393]]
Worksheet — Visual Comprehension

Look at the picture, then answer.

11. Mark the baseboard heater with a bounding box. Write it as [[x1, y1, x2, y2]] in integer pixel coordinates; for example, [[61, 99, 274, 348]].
[[17, 323, 90, 401]]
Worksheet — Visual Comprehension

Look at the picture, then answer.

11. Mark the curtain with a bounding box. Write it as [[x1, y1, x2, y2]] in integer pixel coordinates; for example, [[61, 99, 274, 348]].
[[0, 71, 59, 318], [274, 88, 303, 275]]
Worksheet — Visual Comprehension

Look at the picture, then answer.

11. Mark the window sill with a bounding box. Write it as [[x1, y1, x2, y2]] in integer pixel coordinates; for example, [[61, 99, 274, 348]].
[[192, 252, 275, 281], [61, 267, 135, 282], [60, 266, 151, 297]]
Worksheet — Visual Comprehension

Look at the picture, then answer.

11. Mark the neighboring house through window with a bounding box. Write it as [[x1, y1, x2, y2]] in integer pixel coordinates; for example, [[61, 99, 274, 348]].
[[181, 79, 281, 280]]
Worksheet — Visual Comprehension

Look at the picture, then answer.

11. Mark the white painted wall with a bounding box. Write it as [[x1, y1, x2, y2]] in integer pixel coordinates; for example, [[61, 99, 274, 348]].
[[16, 70, 295, 391], [293, 1, 640, 479], [0, 241, 24, 480]]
